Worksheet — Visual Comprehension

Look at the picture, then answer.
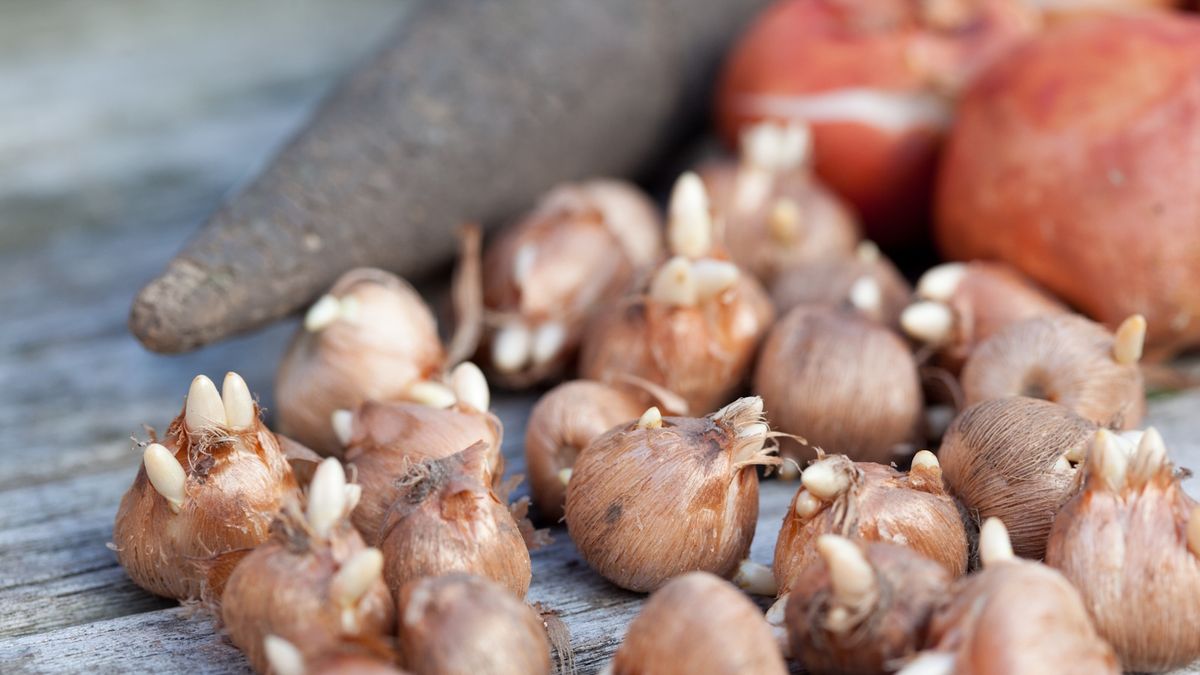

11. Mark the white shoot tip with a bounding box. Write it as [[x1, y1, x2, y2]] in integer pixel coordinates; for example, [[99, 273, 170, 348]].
[[558, 468, 573, 486], [263, 635, 306, 675], [221, 372, 255, 430], [637, 406, 663, 430], [649, 257, 698, 307], [896, 652, 956, 675], [901, 301, 954, 345], [668, 173, 713, 258], [1113, 314, 1146, 365], [492, 324, 533, 374], [531, 322, 567, 367], [793, 489, 822, 519], [331, 548, 384, 608], [768, 199, 802, 244], [848, 276, 882, 318], [1089, 429, 1129, 492], [450, 362, 490, 412], [692, 259, 740, 301], [1128, 427, 1167, 487], [979, 518, 1014, 567], [916, 263, 967, 302], [911, 450, 941, 473], [185, 374, 226, 431], [144, 443, 186, 513], [513, 243, 537, 287], [307, 458, 347, 538], [331, 409, 354, 447], [407, 381, 458, 410], [801, 460, 850, 501], [816, 535, 876, 607], [741, 120, 812, 172], [856, 240, 881, 264], [304, 294, 341, 332], [733, 560, 778, 596]]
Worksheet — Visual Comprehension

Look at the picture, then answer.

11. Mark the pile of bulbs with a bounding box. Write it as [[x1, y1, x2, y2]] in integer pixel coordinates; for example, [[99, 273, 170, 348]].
[[113, 3, 1200, 673]]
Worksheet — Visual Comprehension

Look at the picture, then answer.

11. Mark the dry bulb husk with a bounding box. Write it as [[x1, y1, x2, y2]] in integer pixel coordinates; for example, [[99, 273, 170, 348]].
[[524, 378, 686, 524], [395, 574, 552, 675], [899, 519, 1119, 675], [697, 120, 860, 285], [610, 571, 787, 675], [579, 173, 774, 415], [565, 397, 779, 591], [336, 369, 503, 541], [222, 458, 395, 673], [901, 261, 1068, 371], [938, 396, 1099, 560], [1046, 428, 1200, 672], [378, 442, 531, 599], [113, 372, 299, 601], [786, 536, 951, 675], [264, 634, 409, 675], [770, 241, 911, 328], [481, 179, 662, 388], [960, 313, 1146, 429], [754, 305, 923, 465], [774, 453, 967, 598]]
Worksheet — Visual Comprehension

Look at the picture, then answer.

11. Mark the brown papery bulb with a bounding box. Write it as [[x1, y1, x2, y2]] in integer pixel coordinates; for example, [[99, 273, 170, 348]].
[[396, 574, 551, 675], [770, 241, 911, 328], [276, 268, 446, 456], [898, 519, 1119, 675], [524, 378, 686, 524], [938, 396, 1099, 559], [698, 121, 860, 285], [755, 305, 922, 465], [579, 173, 774, 415], [774, 453, 967, 597], [264, 634, 409, 675], [961, 313, 1146, 429], [222, 458, 395, 673], [565, 397, 779, 591], [337, 364, 503, 541], [378, 442, 531, 599], [786, 536, 951, 675], [481, 179, 662, 388], [902, 261, 1068, 372], [610, 571, 787, 675], [1047, 429, 1200, 672], [113, 372, 299, 601]]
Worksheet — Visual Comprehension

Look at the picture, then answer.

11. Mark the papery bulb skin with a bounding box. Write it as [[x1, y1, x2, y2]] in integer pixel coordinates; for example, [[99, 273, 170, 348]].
[[904, 519, 1120, 675], [755, 306, 922, 465], [339, 400, 504, 542], [770, 243, 911, 328], [696, 121, 860, 285], [378, 443, 531, 599], [276, 269, 445, 456], [222, 460, 394, 674], [936, 13, 1200, 358], [960, 314, 1145, 429], [481, 180, 662, 388], [901, 261, 1068, 372], [938, 397, 1097, 559], [524, 380, 655, 524], [786, 537, 951, 675], [113, 373, 299, 601], [774, 453, 967, 598], [396, 574, 552, 675], [611, 571, 788, 675], [1047, 429, 1200, 672], [717, 0, 1038, 246], [565, 398, 779, 591]]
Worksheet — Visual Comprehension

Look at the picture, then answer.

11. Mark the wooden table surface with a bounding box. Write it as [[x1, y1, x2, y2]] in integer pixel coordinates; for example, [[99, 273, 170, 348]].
[[3, 2, 1199, 673]]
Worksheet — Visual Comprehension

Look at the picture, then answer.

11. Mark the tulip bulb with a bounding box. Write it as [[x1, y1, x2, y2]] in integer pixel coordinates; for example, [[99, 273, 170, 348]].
[[786, 537, 951, 675], [113, 372, 299, 600], [481, 179, 662, 388], [770, 242, 911, 327], [754, 306, 923, 465], [565, 397, 779, 591], [396, 574, 552, 675], [938, 397, 1099, 560], [610, 572, 788, 675], [264, 634, 408, 675], [579, 174, 774, 415], [961, 313, 1146, 429], [774, 453, 967, 598], [222, 458, 394, 674], [338, 398, 504, 541], [697, 121, 861, 285], [901, 261, 1068, 371], [379, 443, 531, 599], [524, 379, 685, 524], [901, 518, 1120, 675], [1047, 428, 1200, 672], [275, 268, 447, 455]]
